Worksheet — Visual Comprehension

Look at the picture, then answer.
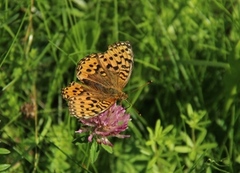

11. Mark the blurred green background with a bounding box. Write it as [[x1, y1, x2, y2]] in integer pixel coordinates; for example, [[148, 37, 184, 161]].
[[1, 0, 240, 172]]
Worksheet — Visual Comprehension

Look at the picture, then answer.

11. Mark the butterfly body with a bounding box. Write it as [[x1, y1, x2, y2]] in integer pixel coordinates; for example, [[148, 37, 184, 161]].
[[62, 41, 133, 119]]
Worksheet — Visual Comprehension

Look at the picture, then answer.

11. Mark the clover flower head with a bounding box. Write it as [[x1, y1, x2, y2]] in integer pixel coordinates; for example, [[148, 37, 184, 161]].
[[76, 103, 131, 146]]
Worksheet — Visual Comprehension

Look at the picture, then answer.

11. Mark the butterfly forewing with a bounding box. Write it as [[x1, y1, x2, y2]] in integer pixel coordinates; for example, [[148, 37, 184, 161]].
[[76, 53, 113, 88], [100, 41, 133, 88]]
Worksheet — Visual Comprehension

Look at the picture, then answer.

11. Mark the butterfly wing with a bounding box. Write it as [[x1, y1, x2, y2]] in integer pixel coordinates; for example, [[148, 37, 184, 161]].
[[76, 53, 114, 88], [100, 41, 133, 88], [62, 82, 115, 118], [76, 41, 133, 90]]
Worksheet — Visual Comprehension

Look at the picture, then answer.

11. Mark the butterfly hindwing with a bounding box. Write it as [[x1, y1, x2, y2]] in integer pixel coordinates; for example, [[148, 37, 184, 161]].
[[62, 82, 115, 118]]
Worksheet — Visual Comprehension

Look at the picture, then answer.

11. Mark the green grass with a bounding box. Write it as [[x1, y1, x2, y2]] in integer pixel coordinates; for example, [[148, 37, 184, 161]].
[[1, 0, 240, 172]]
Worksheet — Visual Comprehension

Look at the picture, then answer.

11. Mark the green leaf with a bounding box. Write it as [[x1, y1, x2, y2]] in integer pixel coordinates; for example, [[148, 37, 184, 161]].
[[0, 164, 11, 171], [101, 144, 113, 154], [90, 141, 100, 163], [174, 146, 192, 153], [0, 148, 10, 154]]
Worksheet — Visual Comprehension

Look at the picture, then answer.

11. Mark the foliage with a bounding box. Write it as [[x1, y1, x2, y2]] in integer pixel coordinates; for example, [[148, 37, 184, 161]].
[[1, 0, 240, 172]]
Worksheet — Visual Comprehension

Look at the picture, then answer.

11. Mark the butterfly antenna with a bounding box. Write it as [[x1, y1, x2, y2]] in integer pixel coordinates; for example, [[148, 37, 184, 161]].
[[124, 99, 141, 116], [124, 80, 152, 116], [131, 80, 153, 93]]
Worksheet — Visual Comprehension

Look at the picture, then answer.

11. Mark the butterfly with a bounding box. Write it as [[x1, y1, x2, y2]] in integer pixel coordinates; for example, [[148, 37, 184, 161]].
[[62, 41, 133, 119]]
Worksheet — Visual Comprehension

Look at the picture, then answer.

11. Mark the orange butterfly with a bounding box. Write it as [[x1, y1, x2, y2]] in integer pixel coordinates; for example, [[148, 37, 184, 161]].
[[62, 41, 133, 118]]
